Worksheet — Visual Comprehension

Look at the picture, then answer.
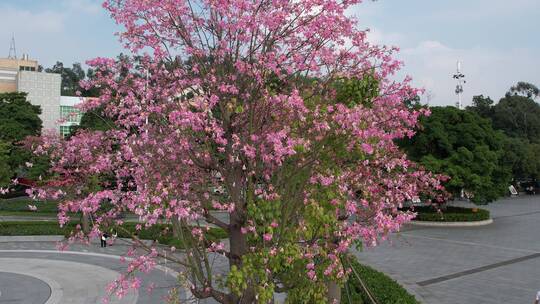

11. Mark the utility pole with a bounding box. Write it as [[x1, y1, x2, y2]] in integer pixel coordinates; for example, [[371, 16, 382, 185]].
[[8, 34, 17, 59], [453, 60, 466, 109]]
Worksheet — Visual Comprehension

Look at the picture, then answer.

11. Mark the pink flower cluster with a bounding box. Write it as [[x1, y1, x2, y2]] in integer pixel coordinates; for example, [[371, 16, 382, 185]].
[[29, 0, 447, 302]]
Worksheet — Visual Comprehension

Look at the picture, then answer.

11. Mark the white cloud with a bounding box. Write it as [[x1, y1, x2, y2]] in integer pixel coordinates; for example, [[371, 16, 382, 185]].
[[346, 1, 382, 20], [0, 6, 65, 34], [0, 0, 103, 38], [365, 26, 405, 47], [348, 1, 540, 107], [398, 41, 540, 106], [352, 24, 540, 107], [0, 2, 121, 68], [63, 0, 102, 15]]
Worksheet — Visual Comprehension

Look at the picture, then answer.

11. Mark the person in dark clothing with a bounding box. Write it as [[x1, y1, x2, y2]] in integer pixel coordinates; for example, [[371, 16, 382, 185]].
[[101, 232, 109, 248]]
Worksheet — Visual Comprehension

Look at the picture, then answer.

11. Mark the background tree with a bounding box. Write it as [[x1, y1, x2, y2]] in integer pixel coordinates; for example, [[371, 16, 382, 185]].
[[401, 106, 510, 204], [31, 1, 444, 303], [466, 95, 494, 119], [502, 137, 540, 180], [69, 106, 114, 133], [467, 83, 540, 143], [0, 141, 12, 186], [0, 92, 43, 186], [464, 83, 540, 181], [508, 81, 539, 99], [491, 94, 540, 143], [45, 62, 99, 97], [45, 62, 84, 96]]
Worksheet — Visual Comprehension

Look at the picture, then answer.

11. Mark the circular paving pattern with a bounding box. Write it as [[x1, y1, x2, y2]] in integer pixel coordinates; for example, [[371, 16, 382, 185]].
[[0, 271, 51, 304], [0, 249, 183, 304], [0, 257, 138, 304]]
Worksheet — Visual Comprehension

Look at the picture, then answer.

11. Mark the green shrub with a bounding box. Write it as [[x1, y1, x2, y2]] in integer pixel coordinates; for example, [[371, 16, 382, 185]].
[[342, 259, 419, 304], [0, 221, 228, 248], [0, 186, 29, 199], [113, 223, 227, 247], [407, 206, 490, 222]]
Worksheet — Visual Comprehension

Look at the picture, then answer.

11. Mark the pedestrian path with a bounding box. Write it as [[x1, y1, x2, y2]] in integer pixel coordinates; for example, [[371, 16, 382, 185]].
[[354, 196, 540, 304]]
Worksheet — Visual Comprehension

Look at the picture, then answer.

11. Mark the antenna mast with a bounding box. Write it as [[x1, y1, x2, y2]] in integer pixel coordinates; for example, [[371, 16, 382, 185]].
[[8, 34, 17, 59], [453, 60, 466, 109]]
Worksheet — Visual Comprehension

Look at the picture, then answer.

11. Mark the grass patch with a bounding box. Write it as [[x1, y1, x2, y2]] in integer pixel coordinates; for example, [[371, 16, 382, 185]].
[[0, 197, 59, 215], [0, 221, 228, 248], [342, 258, 419, 304], [406, 206, 490, 222]]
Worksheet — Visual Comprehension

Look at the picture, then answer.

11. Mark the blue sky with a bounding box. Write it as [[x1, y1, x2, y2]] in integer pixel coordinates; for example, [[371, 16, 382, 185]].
[[1, 0, 539, 106]]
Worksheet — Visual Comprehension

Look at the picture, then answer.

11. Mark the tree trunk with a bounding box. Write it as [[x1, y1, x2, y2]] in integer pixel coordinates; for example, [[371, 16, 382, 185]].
[[171, 218, 181, 238], [226, 164, 255, 304], [326, 281, 341, 304], [81, 213, 90, 234], [228, 211, 255, 304]]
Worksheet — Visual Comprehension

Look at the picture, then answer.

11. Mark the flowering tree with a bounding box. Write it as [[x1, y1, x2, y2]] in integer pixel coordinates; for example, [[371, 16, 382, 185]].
[[29, 0, 445, 303]]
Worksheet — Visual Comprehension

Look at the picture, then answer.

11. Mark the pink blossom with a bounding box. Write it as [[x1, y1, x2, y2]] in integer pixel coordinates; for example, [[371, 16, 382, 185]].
[[361, 143, 374, 155], [25, 1, 448, 302], [307, 270, 317, 281]]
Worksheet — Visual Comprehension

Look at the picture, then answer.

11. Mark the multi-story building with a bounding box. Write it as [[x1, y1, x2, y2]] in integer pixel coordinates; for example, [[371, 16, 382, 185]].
[[0, 55, 85, 136], [17, 68, 62, 131], [0, 55, 39, 92]]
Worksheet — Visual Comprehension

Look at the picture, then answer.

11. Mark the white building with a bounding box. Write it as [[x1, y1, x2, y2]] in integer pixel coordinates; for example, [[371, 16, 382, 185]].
[[0, 55, 86, 137], [17, 70, 62, 131]]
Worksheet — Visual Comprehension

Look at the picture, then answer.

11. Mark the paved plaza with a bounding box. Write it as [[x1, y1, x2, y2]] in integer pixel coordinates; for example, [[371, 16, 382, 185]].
[[0, 238, 179, 304], [355, 195, 540, 304], [0, 196, 538, 303]]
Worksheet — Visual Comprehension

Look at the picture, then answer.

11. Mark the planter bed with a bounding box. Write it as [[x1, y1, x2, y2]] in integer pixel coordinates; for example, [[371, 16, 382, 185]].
[[405, 206, 490, 222], [342, 259, 419, 304]]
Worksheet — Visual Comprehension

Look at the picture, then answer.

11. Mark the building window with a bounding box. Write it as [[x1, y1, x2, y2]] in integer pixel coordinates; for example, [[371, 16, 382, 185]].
[[60, 106, 82, 123], [59, 126, 73, 138]]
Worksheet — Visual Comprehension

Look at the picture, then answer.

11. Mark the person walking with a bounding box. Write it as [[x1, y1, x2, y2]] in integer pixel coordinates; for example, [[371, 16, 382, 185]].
[[535, 290, 540, 304], [100, 232, 109, 248]]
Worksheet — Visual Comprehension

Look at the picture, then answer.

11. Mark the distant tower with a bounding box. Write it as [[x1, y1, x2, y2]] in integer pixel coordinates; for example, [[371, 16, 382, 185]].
[[8, 34, 17, 59], [453, 60, 466, 109]]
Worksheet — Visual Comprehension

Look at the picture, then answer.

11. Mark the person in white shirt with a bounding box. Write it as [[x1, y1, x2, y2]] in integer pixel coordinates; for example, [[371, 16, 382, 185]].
[[534, 290, 540, 304]]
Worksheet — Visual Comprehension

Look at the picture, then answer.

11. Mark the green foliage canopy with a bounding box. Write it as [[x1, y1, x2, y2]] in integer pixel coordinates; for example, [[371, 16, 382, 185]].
[[0, 92, 44, 185], [491, 94, 540, 143], [45, 61, 100, 97], [466, 82, 540, 180], [401, 106, 511, 204]]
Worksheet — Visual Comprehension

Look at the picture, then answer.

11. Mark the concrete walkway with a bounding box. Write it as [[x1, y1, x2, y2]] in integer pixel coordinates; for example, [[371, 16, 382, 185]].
[[0, 237, 180, 304], [354, 195, 540, 304], [0, 257, 138, 304]]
